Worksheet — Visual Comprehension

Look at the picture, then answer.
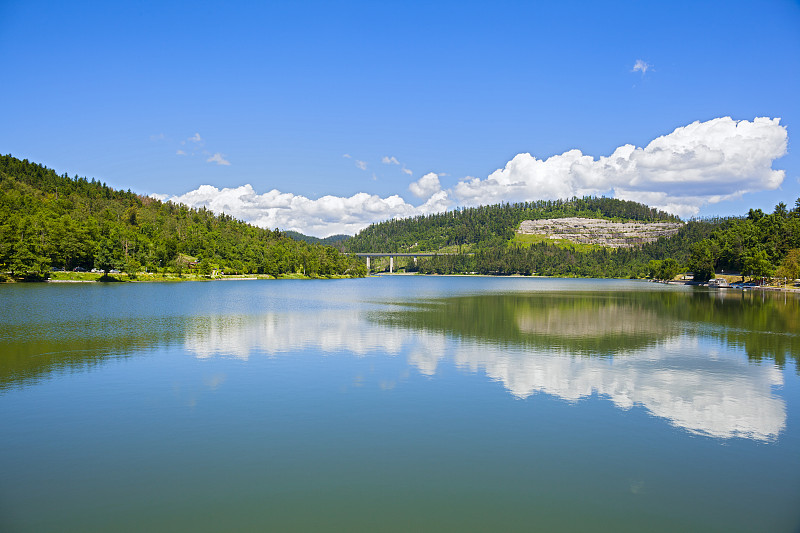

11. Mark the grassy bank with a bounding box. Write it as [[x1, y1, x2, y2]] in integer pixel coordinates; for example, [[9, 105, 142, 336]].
[[509, 233, 602, 252], [0, 271, 356, 283]]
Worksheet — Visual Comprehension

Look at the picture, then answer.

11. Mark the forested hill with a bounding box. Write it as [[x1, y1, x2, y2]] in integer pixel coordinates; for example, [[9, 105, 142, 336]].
[[344, 197, 681, 253], [342, 191, 800, 279], [0, 155, 366, 278]]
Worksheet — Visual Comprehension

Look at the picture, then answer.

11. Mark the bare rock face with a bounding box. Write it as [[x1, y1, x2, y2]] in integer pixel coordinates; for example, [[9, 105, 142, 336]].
[[517, 217, 683, 248]]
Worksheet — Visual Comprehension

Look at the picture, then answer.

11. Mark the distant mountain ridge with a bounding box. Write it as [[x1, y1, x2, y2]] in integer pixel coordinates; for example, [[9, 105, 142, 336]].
[[283, 230, 351, 248]]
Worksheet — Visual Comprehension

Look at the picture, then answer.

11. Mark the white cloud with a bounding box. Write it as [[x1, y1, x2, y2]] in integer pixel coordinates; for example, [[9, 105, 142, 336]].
[[382, 155, 413, 175], [207, 153, 231, 166], [342, 153, 352, 159], [355, 160, 368, 170], [158, 184, 450, 237], [157, 117, 787, 235], [632, 59, 651, 74], [409, 172, 442, 199], [183, 308, 785, 441], [162, 131, 236, 162], [453, 117, 787, 217], [448, 337, 785, 441]]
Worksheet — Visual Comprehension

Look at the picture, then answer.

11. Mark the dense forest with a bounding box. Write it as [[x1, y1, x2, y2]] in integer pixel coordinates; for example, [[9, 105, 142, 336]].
[[345, 197, 716, 277], [344, 197, 681, 253], [346, 195, 800, 280], [409, 219, 722, 277], [685, 203, 800, 281], [0, 155, 367, 279]]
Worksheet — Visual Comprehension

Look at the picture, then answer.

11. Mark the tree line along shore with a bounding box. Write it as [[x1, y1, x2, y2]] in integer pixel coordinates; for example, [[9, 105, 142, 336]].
[[343, 198, 800, 283], [1, 154, 799, 284], [0, 155, 367, 281]]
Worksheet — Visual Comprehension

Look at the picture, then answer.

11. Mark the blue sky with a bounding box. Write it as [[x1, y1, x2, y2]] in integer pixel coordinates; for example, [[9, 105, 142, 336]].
[[1, 0, 799, 236]]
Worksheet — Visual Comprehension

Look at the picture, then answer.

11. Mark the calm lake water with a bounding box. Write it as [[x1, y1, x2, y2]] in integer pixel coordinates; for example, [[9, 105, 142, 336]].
[[1, 277, 799, 532]]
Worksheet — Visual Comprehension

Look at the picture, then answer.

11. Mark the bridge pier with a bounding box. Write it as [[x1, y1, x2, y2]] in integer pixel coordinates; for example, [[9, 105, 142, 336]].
[[352, 252, 460, 274]]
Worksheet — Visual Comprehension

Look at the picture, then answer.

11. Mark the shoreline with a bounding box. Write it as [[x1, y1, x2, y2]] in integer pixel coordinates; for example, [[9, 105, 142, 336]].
[[3, 272, 799, 293], [373, 272, 800, 291], [0, 272, 359, 284], [656, 279, 800, 293]]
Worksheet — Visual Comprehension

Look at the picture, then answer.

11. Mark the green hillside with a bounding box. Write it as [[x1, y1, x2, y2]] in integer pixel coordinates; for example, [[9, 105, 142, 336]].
[[344, 197, 680, 253], [343, 197, 694, 276], [411, 219, 722, 278], [345, 196, 800, 279], [0, 155, 366, 279]]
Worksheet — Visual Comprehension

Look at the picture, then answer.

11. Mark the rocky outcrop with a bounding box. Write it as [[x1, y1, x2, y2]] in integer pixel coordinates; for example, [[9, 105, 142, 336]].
[[517, 217, 683, 248]]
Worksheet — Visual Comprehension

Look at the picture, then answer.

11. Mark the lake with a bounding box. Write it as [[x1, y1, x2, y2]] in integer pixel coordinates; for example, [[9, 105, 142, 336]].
[[1, 277, 799, 532]]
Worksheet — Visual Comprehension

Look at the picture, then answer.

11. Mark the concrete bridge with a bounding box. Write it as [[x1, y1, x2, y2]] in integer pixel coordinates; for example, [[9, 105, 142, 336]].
[[351, 252, 457, 273]]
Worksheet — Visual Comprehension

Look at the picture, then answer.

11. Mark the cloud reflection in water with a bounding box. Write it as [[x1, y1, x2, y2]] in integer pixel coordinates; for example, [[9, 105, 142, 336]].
[[183, 295, 786, 442]]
